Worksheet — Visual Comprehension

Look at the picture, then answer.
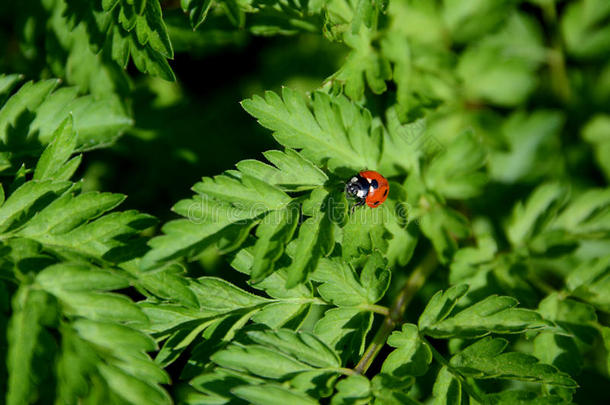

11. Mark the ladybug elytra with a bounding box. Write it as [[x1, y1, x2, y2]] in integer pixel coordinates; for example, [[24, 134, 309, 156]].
[[345, 170, 389, 210]]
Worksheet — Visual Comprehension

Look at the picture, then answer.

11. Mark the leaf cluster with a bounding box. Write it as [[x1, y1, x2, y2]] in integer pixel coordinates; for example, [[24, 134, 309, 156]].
[[1, 0, 610, 404]]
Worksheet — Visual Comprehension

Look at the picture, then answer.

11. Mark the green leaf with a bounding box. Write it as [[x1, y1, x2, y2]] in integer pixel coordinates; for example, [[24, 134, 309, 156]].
[[418, 284, 469, 330], [0, 73, 23, 104], [34, 116, 77, 180], [16, 191, 125, 237], [73, 318, 157, 355], [381, 324, 432, 378], [142, 196, 259, 268], [174, 311, 258, 373], [312, 253, 389, 306], [35, 263, 129, 292], [211, 345, 313, 379], [64, 0, 175, 80], [251, 302, 312, 329], [562, 0, 610, 58], [537, 292, 598, 347], [424, 131, 487, 199], [442, 0, 519, 43], [0, 79, 132, 161], [286, 213, 333, 287], [331, 374, 371, 405], [9, 185, 154, 262], [290, 370, 338, 399], [552, 188, 610, 237], [381, 109, 426, 174], [489, 110, 564, 183], [193, 173, 291, 212], [30, 87, 133, 150], [246, 329, 341, 368], [0, 180, 72, 233], [371, 373, 420, 405], [54, 328, 99, 404], [181, 0, 214, 29], [534, 332, 583, 378], [0, 79, 59, 144], [6, 287, 55, 405], [46, 2, 131, 98], [506, 182, 568, 247], [485, 391, 569, 404], [232, 384, 318, 405], [136, 264, 199, 308], [221, 0, 246, 28], [432, 366, 462, 405], [98, 363, 171, 405], [450, 219, 497, 284], [236, 149, 328, 192], [450, 337, 577, 387], [138, 302, 217, 334], [332, 29, 392, 100], [134, 0, 173, 58], [379, 9, 455, 119], [314, 308, 373, 363], [342, 207, 390, 260], [189, 277, 270, 313], [153, 317, 220, 367], [566, 255, 610, 312], [421, 293, 547, 339], [188, 368, 263, 402], [360, 252, 391, 304], [52, 210, 154, 261], [54, 290, 148, 324], [420, 204, 469, 264], [311, 258, 368, 306], [456, 12, 544, 106], [241, 88, 380, 172], [229, 245, 313, 300], [251, 205, 299, 282], [129, 41, 176, 81], [73, 319, 157, 355], [384, 209, 419, 267], [582, 115, 610, 181]]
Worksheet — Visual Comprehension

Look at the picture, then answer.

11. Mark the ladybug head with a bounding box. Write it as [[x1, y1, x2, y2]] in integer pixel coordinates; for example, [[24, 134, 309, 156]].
[[345, 175, 370, 200]]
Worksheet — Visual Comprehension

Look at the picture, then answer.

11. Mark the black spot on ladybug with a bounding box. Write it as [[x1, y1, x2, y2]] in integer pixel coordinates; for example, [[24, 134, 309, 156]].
[[383, 189, 388, 197], [373, 201, 380, 206], [371, 179, 379, 189]]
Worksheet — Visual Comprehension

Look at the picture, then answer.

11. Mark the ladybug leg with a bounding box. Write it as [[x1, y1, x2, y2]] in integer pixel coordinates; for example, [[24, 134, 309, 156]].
[[350, 198, 365, 214]]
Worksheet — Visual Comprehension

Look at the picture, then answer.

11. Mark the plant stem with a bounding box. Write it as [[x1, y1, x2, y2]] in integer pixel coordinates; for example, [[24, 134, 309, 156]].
[[541, 0, 571, 103], [358, 304, 390, 316], [548, 48, 571, 103], [354, 249, 437, 374]]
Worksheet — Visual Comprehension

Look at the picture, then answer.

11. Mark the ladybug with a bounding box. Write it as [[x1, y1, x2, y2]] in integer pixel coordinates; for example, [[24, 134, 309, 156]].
[[345, 170, 390, 210]]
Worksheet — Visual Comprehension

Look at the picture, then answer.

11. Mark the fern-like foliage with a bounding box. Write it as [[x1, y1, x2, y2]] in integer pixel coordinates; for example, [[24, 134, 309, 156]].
[[61, 0, 175, 80], [142, 88, 439, 281], [2, 0, 610, 404], [136, 84, 597, 404], [0, 74, 131, 172], [0, 92, 168, 403]]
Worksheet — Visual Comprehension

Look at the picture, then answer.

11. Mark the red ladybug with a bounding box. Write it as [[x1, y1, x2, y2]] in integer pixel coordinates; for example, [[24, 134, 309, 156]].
[[345, 170, 389, 209]]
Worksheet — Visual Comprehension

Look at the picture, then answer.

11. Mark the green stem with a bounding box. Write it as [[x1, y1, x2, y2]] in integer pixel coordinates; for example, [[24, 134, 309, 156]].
[[540, 0, 571, 102], [354, 249, 437, 374], [548, 48, 571, 103], [337, 367, 359, 376], [357, 303, 390, 316]]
